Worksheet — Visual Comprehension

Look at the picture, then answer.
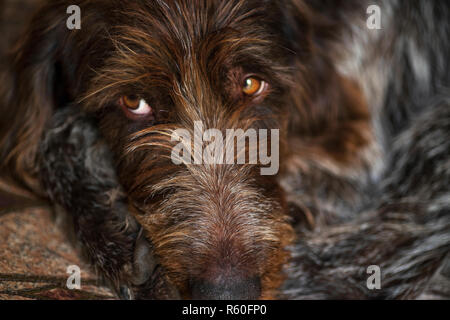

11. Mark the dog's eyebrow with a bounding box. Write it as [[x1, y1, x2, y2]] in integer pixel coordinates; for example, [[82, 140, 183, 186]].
[[79, 73, 151, 103]]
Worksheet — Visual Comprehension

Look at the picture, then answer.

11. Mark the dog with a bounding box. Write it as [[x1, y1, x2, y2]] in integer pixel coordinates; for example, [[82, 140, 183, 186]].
[[0, 0, 449, 299]]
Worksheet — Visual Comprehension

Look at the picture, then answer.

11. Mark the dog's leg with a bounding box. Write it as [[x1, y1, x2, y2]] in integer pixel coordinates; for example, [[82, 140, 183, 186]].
[[282, 100, 450, 299], [38, 105, 178, 299]]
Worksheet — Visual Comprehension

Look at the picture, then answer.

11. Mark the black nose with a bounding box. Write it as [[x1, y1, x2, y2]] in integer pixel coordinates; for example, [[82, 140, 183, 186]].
[[191, 276, 261, 300]]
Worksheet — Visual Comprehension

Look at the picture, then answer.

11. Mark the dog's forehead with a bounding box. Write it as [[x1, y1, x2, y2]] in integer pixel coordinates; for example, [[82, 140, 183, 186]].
[[83, 0, 288, 104], [114, 0, 279, 47]]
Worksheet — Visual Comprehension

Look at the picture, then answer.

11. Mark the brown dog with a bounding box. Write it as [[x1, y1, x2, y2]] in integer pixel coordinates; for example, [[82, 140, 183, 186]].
[[1, 0, 449, 299]]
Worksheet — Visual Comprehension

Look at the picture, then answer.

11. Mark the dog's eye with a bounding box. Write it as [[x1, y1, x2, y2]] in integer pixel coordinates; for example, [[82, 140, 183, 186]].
[[242, 77, 266, 96], [120, 95, 152, 116], [122, 95, 140, 109]]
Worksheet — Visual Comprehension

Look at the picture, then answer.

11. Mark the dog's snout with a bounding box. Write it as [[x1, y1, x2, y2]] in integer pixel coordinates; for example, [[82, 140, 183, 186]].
[[191, 275, 261, 300]]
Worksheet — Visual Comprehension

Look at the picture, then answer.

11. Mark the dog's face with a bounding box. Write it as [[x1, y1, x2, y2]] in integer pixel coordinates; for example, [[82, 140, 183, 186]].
[[9, 0, 303, 299], [5, 0, 372, 299], [88, 0, 297, 299]]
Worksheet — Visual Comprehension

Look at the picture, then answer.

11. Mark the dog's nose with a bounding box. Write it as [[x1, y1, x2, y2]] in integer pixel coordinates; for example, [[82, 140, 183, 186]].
[[191, 275, 261, 300]]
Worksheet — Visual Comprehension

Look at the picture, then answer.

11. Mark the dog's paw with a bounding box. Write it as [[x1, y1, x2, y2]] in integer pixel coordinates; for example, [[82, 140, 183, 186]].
[[130, 230, 157, 287], [114, 229, 180, 300]]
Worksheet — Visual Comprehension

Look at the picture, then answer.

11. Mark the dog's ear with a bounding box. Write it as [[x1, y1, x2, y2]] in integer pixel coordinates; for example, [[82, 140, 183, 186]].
[[0, 1, 109, 192], [278, 0, 314, 58]]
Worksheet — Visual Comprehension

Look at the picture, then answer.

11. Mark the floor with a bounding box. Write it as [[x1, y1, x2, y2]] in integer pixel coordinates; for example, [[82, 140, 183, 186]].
[[0, 204, 115, 300]]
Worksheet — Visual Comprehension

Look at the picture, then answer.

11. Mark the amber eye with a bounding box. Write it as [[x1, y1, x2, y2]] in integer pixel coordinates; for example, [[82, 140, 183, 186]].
[[242, 77, 266, 96], [121, 95, 140, 109], [120, 95, 152, 116]]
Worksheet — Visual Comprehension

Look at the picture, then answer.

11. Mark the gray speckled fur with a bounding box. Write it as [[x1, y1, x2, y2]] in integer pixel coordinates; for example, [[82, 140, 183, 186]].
[[281, 0, 450, 299]]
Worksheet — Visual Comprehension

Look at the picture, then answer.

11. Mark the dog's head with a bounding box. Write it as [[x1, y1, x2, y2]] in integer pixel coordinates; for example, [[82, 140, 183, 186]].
[[1, 0, 373, 299]]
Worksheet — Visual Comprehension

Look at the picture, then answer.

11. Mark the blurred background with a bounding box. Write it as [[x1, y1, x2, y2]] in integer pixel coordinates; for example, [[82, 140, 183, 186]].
[[0, 0, 41, 59], [0, 0, 115, 300]]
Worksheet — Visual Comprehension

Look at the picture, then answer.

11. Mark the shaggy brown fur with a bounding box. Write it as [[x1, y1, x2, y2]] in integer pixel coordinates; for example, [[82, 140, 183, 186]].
[[1, 0, 448, 299]]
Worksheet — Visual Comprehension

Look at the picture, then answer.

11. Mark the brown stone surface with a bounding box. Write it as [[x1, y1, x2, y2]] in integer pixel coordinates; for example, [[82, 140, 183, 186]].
[[0, 207, 115, 300]]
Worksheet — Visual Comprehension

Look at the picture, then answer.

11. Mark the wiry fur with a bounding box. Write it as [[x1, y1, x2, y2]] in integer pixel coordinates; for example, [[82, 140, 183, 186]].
[[0, 0, 449, 299]]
